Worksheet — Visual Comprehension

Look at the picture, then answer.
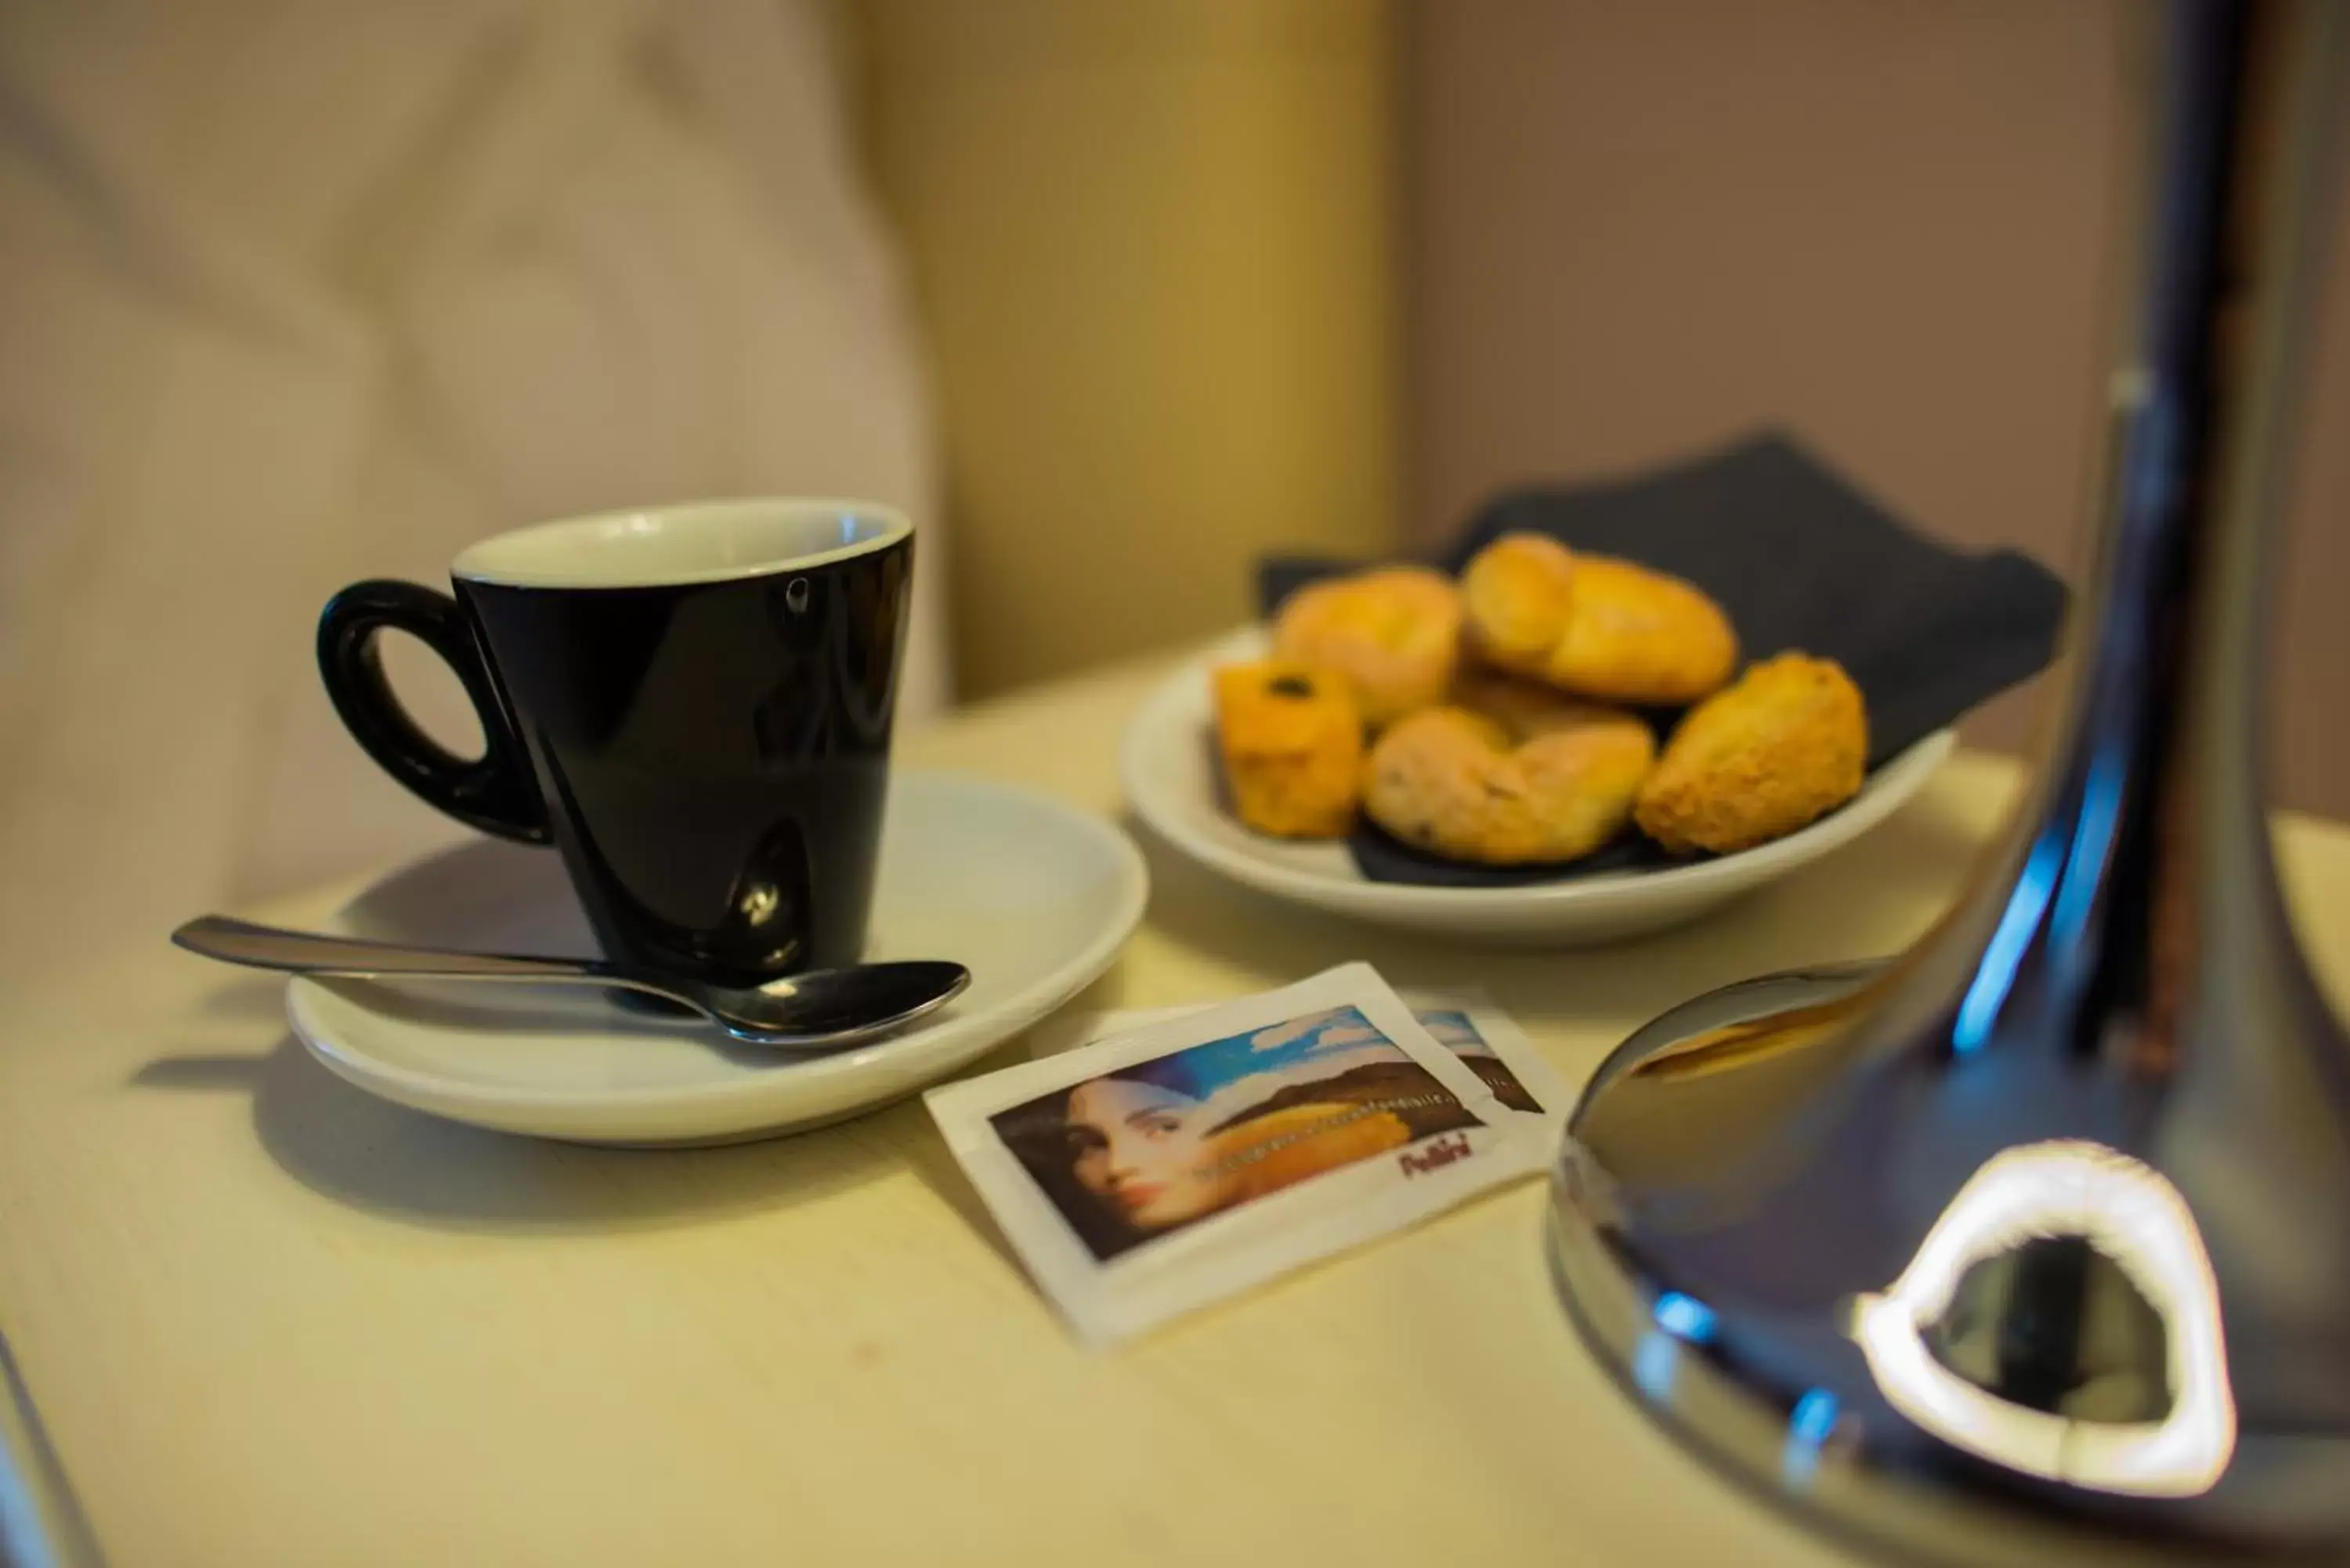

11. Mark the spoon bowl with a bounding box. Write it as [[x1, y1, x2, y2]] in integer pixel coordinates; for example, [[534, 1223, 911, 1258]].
[[691, 961, 971, 1046]]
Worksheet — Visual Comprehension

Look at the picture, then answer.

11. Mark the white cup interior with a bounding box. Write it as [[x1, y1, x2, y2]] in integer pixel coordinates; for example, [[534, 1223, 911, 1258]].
[[452, 500, 909, 590]]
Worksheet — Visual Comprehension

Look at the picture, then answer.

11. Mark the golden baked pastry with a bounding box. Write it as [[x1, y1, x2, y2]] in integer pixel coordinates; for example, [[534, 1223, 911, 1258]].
[[1213, 660, 1364, 838], [1361, 677, 1654, 865], [1450, 667, 1619, 742], [1459, 533, 1578, 671], [1634, 652, 1867, 854], [1461, 533, 1738, 705], [1271, 567, 1463, 728]]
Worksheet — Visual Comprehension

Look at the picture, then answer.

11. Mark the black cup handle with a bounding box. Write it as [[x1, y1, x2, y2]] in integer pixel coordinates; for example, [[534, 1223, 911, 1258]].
[[316, 580, 550, 844]]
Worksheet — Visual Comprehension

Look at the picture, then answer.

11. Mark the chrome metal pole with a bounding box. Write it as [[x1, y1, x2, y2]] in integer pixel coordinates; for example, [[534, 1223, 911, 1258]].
[[1547, 3, 2350, 1562]]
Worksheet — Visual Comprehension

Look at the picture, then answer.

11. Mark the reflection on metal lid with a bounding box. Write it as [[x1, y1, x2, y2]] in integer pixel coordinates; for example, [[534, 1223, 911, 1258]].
[[1654, 1290, 1717, 1344], [1849, 1139, 2235, 1497]]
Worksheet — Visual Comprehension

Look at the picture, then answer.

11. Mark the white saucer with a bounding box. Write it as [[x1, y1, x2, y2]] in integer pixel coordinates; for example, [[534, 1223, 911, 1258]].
[[285, 771, 1148, 1145], [1121, 628, 1953, 947]]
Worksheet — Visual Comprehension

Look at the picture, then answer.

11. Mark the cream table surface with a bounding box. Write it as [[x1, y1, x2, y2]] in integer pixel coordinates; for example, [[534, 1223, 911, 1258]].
[[4, 650, 2348, 1568]]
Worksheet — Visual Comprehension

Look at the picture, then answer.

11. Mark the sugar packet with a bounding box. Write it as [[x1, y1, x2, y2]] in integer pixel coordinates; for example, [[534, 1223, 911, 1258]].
[[924, 963, 1553, 1344], [1097, 988, 1571, 1147]]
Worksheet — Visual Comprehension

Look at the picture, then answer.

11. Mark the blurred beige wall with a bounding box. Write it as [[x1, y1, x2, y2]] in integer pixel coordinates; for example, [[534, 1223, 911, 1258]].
[[853, 0, 1399, 700], [1406, 0, 2350, 821]]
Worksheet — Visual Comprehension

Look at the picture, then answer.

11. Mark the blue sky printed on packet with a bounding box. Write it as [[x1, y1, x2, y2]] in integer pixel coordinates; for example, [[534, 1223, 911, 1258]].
[[1116, 1006, 1416, 1100]]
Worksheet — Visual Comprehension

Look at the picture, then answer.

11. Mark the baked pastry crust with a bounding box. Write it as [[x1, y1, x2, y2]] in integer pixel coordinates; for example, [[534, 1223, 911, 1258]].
[[1213, 660, 1365, 838], [1362, 674, 1654, 865], [1635, 652, 1867, 854], [1462, 533, 1737, 705], [1271, 567, 1464, 728]]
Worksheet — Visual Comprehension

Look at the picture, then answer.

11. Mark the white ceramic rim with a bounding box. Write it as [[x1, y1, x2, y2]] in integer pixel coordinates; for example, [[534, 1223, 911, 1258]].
[[1121, 627, 1957, 919], [284, 773, 1149, 1117], [451, 497, 913, 590]]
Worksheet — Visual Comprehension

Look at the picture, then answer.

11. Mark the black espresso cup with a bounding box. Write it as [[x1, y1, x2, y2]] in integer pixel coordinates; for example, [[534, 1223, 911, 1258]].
[[318, 500, 915, 986]]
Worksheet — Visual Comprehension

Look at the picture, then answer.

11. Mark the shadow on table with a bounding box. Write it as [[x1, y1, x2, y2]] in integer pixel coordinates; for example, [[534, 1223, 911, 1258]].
[[125, 952, 1131, 1249], [191, 974, 301, 1024], [128, 1034, 906, 1235], [887, 1103, 1030, 1281], [874, 963, 1129, 1284]]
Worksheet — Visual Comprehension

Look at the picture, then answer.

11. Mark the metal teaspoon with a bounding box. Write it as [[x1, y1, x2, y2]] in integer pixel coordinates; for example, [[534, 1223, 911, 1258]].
[[171, 916, 968, 1050]]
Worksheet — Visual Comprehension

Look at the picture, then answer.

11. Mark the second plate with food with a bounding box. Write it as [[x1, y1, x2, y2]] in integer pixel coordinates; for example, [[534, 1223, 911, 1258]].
[[1121, 629, 1952, 946]]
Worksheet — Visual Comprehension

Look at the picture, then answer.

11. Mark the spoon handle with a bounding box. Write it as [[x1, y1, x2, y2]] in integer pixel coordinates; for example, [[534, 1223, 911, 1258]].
[[172, 916, 607, 983]]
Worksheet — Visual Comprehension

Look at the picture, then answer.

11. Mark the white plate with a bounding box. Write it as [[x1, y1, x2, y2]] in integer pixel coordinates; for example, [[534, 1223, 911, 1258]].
[[286, 771, 1148, 1145], [1121, 629, 1953, 946]]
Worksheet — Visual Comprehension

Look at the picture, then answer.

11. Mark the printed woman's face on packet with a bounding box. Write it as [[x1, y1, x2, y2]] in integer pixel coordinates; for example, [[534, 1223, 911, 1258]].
[[989, 1005, 1485, 1260]]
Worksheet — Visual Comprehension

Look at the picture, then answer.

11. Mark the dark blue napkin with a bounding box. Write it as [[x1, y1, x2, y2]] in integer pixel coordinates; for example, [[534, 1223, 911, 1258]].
[[1257, 432, 2068, 887]]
